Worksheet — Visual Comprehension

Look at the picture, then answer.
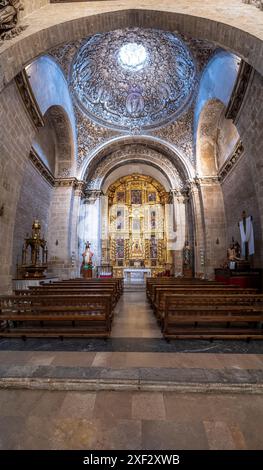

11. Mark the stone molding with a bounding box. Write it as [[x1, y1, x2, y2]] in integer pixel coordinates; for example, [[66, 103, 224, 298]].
[[197, 176, 220, 186], [84, 189, 103, 204], [225, 60, 254, 123], [85, 144, 184, 190], [29, 148, 55, 186], [15, 70, 44, 128], [55, 178, 85, 196], [218, 141, 245, 182]]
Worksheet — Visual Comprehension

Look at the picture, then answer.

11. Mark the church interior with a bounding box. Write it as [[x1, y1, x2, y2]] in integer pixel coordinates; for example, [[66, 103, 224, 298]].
[[0, 0, 263, 452]]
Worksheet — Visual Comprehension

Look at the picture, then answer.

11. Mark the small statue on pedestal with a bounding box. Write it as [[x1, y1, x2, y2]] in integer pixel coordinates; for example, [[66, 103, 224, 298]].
[[18, 219, 48, 278], [227, 238, 240, 270], [81, 241, 94, 278]]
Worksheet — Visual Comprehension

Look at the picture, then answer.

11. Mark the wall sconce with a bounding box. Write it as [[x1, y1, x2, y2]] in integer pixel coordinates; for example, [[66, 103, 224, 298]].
[[55, 240, 59, 246], [0, 204, 4, 217], [216, 238, 220, 245]]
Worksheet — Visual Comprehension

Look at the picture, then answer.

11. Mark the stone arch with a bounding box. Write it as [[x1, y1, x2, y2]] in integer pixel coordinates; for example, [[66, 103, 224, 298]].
[[44, 105, 75, 177], [196, 99, 225, 176], [101, 162, 173, 193], [80, 136, 195, 184], [26, 55, 77, 175], [1, 7, 263, 94], [32, 105, 75, 177]]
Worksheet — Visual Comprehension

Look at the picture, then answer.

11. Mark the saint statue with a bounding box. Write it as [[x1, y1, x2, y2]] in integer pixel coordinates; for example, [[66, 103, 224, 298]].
[[82, 242, 93, 268], [183, 241, 191, 267], [227, 238, 241, 270], [227, 243, 239, 262]]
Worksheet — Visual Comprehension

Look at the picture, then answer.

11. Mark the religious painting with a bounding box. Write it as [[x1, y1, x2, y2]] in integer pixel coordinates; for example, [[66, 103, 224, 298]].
[[131, 190, 142, 205], [132, 218, 141, 232], [131, 239, 144, 258], [148, 192, 156, 203], [116, 208, 124, 230], [116, 238, 124, 258], [150, 210, 156, 230], [150, 236, 158, 259], [117, 191, 125, 203]]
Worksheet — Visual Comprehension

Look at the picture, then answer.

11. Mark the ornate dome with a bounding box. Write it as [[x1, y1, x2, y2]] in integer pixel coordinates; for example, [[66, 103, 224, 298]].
[[70, 28, 197, 132]]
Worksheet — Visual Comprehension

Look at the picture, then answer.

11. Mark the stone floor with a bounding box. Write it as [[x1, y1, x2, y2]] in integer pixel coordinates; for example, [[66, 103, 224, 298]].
[[0, 290, 262, 449], [0, 388, 263, 449]]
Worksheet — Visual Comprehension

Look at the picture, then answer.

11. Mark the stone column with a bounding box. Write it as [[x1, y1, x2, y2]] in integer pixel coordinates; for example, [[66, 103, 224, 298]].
[[186, 180, 206, 278], [100, 194, 109, 264], [170, 190, 187, 275], [47, 178, 83, 279], [82, 190, 102, 275], [71, 181, 85, 277], [164, 192, 174, 267], [198, 177, 227, 278]]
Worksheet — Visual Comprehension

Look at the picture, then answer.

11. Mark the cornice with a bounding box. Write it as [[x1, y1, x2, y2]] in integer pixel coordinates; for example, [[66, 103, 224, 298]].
[[225, 60, 254, 123], [15, 70, 44, 128], [29, 148, 55, 186], [218, 141, 245, 182]]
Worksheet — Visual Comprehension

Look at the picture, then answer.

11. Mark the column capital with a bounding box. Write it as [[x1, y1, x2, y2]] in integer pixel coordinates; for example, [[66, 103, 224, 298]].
[[84, 189, 103, 204]]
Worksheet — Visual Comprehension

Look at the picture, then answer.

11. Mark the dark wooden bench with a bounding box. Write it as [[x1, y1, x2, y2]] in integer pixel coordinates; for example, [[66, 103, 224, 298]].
[[163, 298, 263, 340], [153, 287, 258, 320], [22, 286, 118, 307], [0, 294, 112, 338]]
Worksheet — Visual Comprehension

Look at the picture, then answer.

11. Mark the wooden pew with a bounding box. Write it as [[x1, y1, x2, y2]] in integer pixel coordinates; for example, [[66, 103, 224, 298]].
[[0, 294, 112, 338], [153, 287, 258, 320], [163, 301, 263, 340], [22, 286, 118, 307], [146, 278, 225, 302]]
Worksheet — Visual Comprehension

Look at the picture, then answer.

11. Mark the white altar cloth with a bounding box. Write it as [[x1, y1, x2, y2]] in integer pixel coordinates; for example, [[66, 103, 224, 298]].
[[123, 268, 151, 283]]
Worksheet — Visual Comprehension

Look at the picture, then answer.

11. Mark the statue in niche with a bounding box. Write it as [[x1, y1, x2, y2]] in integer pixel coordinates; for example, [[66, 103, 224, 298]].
[[183, 240, 192, 267], [0, 1, 26, 40], [131, 239, 144, 258]]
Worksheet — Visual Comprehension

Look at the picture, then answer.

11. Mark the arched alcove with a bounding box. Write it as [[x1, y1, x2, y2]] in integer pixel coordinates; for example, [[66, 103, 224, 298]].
[[196, 99, 225, 176], [26, 55, 77, 176]]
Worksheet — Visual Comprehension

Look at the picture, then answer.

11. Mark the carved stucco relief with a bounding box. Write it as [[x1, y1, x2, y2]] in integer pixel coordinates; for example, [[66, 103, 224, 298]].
[[85, 144, 184, 191], [49, 34, 216, 169]]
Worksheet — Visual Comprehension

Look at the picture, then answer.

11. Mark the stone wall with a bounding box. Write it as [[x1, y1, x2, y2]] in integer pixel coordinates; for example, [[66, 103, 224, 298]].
[[221, 153, 262, 267], [0, 80, 36, 293], [235, 70, 263, 251], [199, 181, 227, 277], [47, 183, 79, 279], [221, 69, 263, 269], [22, 0, 50, 18], [12, 160, 53, 277]]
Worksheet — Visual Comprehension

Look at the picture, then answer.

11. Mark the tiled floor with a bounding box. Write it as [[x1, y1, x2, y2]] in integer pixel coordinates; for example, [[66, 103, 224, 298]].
[[0, 290, 262, 449], [111, 291, 162, 338], [0, 389, 263, 449]]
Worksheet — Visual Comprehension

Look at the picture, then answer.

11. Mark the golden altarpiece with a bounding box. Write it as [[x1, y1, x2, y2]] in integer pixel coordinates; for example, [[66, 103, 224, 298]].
[[103, 175, 170, 278]]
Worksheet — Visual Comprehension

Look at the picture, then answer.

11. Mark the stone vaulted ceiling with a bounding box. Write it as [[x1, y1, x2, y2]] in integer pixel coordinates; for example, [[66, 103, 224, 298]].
[[70, 28, 197, 132], [49, 30, 216, 169]]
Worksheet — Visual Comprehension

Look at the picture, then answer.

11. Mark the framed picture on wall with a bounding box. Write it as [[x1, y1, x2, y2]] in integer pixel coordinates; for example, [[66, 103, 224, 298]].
[[131, 190, 142, 204], [148, 192, 156, 202], [117, 191, 125, 203]]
